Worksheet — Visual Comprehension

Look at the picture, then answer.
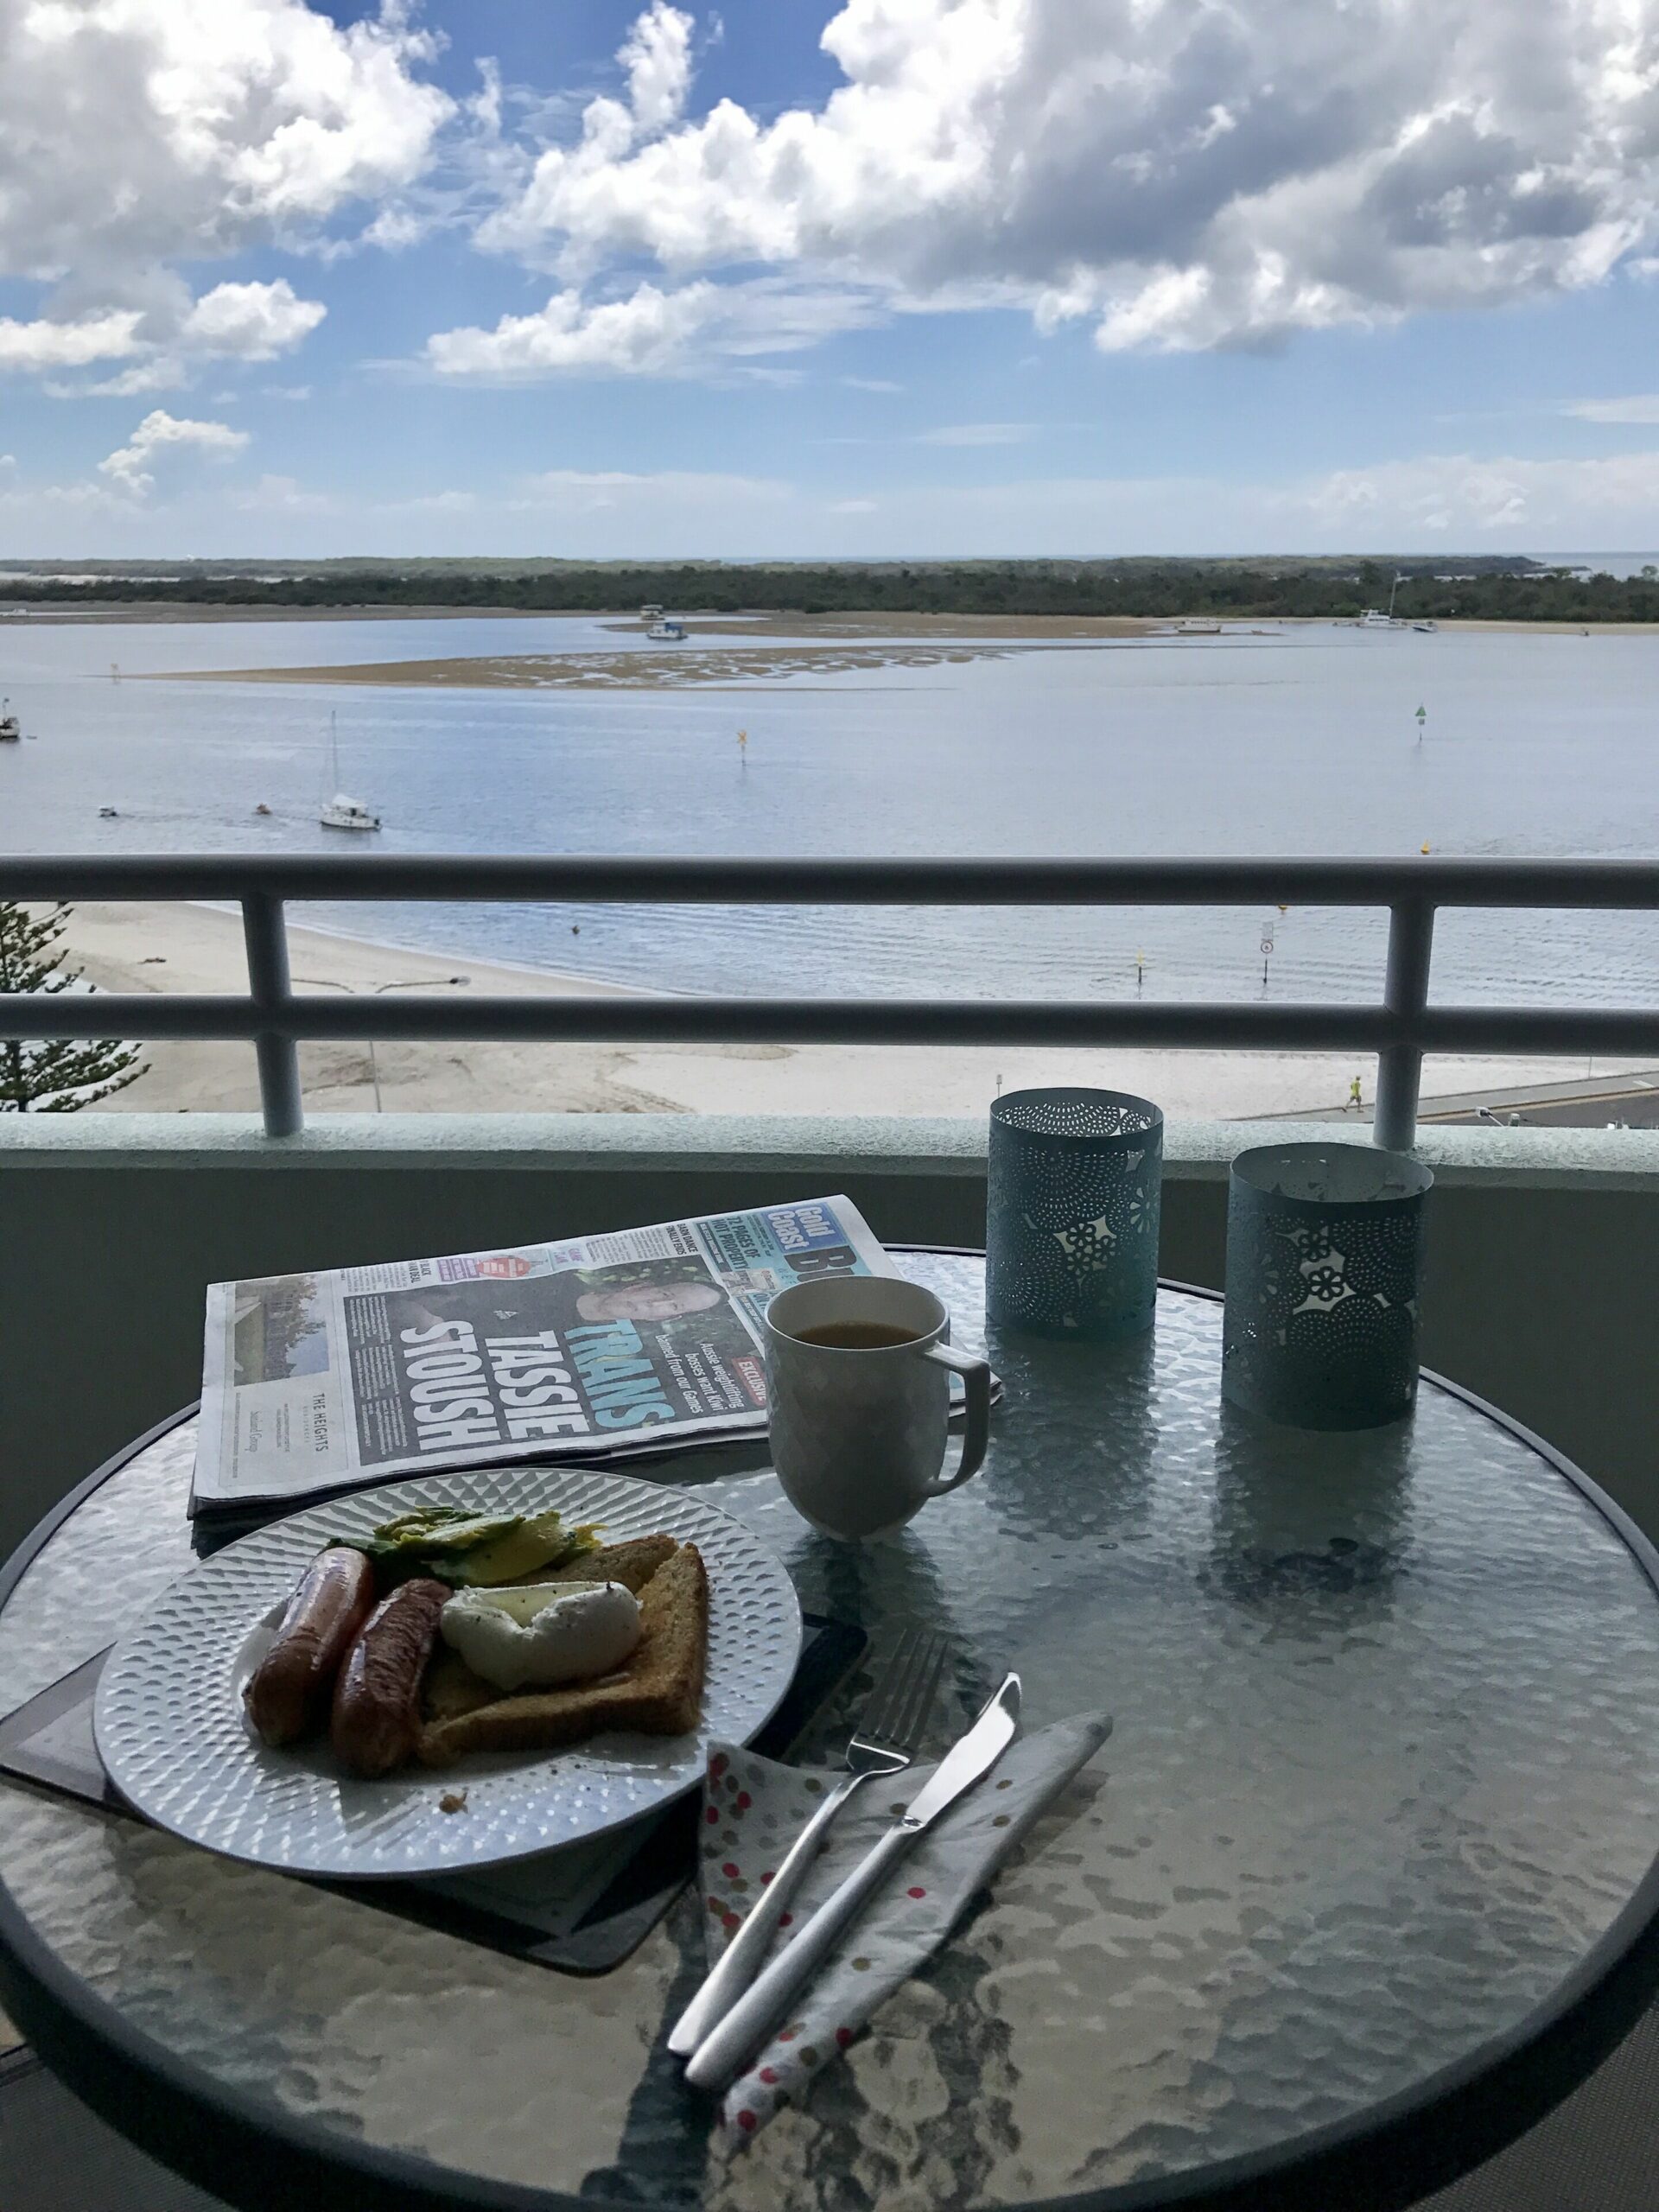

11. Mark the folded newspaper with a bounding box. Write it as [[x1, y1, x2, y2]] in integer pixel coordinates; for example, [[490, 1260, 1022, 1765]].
[[193, 1197, 893, 1517]]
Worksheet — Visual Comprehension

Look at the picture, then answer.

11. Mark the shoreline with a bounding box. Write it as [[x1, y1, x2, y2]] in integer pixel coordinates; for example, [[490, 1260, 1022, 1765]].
[[60, 899, 1652, 1122], [7, 602, 1656, 659], [136, 611, 1659, 691]]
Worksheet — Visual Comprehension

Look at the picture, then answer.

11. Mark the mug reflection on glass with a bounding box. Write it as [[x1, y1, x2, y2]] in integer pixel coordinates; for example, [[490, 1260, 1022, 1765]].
[[764, 1277, 991, 1540]]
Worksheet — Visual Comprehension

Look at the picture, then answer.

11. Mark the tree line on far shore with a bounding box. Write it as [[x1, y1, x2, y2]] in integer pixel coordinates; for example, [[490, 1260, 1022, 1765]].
[[3, 558, 1658, 623]]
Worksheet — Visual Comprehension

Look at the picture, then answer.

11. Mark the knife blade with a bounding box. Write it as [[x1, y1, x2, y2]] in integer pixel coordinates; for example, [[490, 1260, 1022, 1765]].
[[683, 1672, 1021, 2092]]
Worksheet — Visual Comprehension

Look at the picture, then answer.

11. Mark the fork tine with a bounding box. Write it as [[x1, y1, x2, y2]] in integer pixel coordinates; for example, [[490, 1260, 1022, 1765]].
[[858, 1627, 926, 1743], [889, 1631, 948, 1751]]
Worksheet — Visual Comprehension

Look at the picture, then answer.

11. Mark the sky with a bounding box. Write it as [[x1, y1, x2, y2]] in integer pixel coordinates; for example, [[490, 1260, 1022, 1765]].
[[3, 0, 1659, 560]]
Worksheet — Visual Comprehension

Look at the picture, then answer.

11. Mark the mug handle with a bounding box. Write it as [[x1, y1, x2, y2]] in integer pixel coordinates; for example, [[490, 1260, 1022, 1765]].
[[917, 1344, 991, 1495]]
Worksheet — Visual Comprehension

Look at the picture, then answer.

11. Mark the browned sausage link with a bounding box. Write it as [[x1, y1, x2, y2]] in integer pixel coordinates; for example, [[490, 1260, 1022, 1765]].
[[245, 1547, 377, 1748], [330, 1578, 451, 1778]]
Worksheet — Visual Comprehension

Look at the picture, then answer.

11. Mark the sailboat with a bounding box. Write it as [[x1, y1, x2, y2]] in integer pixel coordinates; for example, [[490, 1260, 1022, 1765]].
[[319, 710, 380, 832], [1359, 572, 1409, 629]]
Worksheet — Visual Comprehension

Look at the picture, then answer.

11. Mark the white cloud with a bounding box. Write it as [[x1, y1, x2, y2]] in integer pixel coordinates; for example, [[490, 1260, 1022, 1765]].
[[1567, 395, 1659, 424], [0, 2, 440, 392], [39, 277, 327, 397], [0, 2, 448, 282], [0, 309, 144, 372], [830, 497, 878, 512], [98, 410, 249, 498], [842, 375, 902, 392], [429, 282, 721, 378], [918, 423, 1034, 447], [1290, 450, 1659, 534], [238, 471, 337, 513], [514, 467, 789, 512], [620, 4, 694, 137], [180, 280, 327, 360], [426, 276, 877, 379], [475, 0, 1659, 358]]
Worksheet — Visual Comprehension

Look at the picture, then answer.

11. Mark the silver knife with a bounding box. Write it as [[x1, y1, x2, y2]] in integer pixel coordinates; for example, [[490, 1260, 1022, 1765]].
[[683, 1672, 1020, 2092]]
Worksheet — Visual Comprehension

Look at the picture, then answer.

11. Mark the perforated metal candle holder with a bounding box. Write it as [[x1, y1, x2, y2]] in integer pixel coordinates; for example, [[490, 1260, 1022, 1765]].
[[1221, 1142, 1433, 1431], [987, 1089, 1163, 1339]]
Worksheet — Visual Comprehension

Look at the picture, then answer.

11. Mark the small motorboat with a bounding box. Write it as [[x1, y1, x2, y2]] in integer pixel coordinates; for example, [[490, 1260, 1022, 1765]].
[[320, 793, 380, 832], [99, 805, 118, 818], [646, 618, 687, 640], [255, 802, 272, 817], [0, 697, 20, 742]]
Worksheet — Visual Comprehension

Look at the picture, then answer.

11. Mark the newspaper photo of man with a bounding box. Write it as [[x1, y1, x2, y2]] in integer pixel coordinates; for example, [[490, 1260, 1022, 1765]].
[[573, 1278, 725, 1325]]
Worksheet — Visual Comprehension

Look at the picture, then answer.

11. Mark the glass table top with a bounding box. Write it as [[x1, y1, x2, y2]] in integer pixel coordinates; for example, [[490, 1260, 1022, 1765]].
[[3, 1254, 1659, 2211]]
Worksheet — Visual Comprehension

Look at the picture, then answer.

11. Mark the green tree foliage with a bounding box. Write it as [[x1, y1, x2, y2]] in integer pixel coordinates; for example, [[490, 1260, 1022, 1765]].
[[0, 902, 146, 1111], [2, 557, 1655, 623]]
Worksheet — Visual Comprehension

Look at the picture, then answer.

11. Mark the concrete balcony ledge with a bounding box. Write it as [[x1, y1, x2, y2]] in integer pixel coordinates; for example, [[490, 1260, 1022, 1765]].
[[7, 1109, 1659, 1192], [4, 1111, 1659, 1559]]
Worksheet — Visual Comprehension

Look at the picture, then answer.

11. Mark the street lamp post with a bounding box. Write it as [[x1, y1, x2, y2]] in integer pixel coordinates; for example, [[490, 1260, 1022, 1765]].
[[294, 976, 468, 1112]]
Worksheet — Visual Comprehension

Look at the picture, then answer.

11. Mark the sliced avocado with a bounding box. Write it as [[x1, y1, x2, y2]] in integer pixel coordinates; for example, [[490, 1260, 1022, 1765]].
[[371, 1506, 518, 1553], [438, 1510, 596, 1587]]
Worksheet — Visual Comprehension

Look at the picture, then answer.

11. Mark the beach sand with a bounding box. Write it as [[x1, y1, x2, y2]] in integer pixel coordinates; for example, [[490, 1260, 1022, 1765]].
[[59, 901, 1640, 1122], [149, 609, 1659, 690]]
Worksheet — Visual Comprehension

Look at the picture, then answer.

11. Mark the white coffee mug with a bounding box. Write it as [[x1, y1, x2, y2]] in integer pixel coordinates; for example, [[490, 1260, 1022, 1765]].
[[764, 1276, 992, 1540]]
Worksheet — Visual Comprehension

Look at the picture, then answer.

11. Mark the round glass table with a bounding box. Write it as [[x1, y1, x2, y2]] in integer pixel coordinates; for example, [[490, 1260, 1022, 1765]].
[[3, 1253, 1659, 2212]]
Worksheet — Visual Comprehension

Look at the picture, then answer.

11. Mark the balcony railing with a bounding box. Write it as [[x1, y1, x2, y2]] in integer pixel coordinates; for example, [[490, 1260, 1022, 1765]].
[[3, 855, 1658, 1148]]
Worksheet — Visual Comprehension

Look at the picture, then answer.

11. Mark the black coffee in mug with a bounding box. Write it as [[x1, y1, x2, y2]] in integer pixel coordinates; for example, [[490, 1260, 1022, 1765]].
[[791, 1320, 923, 1351]]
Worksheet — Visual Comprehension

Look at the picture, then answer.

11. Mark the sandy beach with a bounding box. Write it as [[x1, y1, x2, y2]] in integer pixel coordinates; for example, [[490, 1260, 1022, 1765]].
[[59, 900, 1645, 1122], [168, 639, 1083, 690], [146, 608, 1659, 690]]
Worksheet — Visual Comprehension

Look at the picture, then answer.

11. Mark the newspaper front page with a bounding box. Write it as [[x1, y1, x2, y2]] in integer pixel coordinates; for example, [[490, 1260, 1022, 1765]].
[[194, 1197, 892, 1515]]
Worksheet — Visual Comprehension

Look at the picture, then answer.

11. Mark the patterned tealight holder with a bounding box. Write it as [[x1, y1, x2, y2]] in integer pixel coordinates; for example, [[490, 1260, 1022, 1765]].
[[1221, 1142, 1433, 1430], [986, 1088, 1163, 1340]]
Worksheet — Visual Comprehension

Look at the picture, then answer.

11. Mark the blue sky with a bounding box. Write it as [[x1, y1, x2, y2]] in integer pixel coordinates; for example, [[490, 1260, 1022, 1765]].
[[3, 0, 1658, 558]]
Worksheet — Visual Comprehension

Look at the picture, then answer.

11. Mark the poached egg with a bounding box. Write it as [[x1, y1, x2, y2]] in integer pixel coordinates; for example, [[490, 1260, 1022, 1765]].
[[440, 1579, 641, 1694]]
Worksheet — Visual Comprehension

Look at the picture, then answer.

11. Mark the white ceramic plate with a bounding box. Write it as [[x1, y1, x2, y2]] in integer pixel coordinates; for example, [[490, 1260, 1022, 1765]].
[[92, 1466, 802, 1880]]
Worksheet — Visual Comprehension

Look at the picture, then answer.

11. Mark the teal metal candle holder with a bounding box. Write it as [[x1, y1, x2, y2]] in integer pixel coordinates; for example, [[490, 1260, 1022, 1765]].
[[1221, 1141, 1433, 1430], [986, 1088, 1163, 1339]]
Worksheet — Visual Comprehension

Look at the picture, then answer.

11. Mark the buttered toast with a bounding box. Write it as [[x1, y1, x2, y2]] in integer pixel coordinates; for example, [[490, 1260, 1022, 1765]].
[[418, 1541, 708, 1764]]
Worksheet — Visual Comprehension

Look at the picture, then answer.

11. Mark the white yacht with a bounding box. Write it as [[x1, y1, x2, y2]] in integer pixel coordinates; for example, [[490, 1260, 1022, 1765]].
[[0, 697, 20, 742], [318, 712, 380, 831], [646, 617, 687, 640], [321, 793, 381, 832], [1360, 572, 1410, 628]]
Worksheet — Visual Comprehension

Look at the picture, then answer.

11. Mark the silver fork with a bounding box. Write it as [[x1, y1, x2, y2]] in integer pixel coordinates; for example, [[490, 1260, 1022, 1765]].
[[666, 1627, 948, 2056]]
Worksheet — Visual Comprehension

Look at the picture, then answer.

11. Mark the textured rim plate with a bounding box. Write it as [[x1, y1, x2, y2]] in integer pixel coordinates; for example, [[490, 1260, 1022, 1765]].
[[92, 1465, 802, 1880]]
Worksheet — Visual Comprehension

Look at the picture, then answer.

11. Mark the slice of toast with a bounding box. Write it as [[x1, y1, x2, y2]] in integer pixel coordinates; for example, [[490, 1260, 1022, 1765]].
[[531, 1533, 678, 1595], [422, 1532, 683, 1726], [418, 1541, 708, 1765]]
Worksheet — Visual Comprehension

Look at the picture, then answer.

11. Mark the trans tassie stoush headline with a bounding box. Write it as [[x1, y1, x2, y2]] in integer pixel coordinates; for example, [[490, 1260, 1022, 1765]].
[[192, 1197, 891, 1516]]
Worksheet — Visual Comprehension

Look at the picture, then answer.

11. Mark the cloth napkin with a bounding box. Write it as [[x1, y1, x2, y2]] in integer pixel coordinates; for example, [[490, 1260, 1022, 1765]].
[[695, 1710, 1111, 2149]]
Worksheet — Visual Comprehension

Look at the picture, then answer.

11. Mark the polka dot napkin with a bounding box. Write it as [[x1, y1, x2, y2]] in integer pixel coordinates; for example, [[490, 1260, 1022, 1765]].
[[696, 1712, 1110, 2150]]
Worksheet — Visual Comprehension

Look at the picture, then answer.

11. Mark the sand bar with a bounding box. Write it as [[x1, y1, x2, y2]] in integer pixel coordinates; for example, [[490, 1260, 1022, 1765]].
[[54, 899, 1648, 1122]]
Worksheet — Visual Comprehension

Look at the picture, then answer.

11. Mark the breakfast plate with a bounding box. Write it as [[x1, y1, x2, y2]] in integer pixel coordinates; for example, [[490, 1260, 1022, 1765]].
[[92, 1465, 802, 1880]]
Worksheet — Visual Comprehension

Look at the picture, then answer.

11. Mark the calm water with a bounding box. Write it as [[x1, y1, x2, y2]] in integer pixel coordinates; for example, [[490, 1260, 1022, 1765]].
[[3, 613, 1656, 1012]]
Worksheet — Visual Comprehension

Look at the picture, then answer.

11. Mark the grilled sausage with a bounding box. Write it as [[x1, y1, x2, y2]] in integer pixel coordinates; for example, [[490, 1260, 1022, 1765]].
[[330, 1577, 451, 1777], [245, 1547, 376, 1747]]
